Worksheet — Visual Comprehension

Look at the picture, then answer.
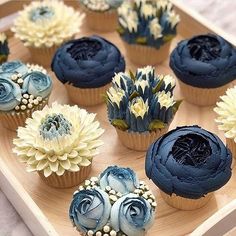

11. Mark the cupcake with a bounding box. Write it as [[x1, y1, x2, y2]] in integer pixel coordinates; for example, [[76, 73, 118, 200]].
[[13, 103, 104, 188], [51, 36, 125, 106], [118, 0, 180, 65], [12, 0, 84, 67], [170, 34, 236, 106], [79, 0, 123, 32], [0, 33, 9, 64], [0, 60, 52, 130], [69, 166, 156, 236], [214, 86, 236, 161], [146, 125, 232, 210], [106, 66, 181, 151]]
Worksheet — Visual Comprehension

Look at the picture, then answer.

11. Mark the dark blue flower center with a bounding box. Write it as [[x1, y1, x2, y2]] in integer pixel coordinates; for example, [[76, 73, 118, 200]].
[[30, 6, 54, 22]]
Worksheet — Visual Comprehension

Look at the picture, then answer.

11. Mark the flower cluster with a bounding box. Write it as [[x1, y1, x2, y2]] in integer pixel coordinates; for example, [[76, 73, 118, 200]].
[[12, 0, 84, 48], [118, 0, 180, 48], [80, 0, 123, 11], [13, 103, 104, 177], [214, 86, 236, 140], [0, 33, 9, 64], [106, 66, 181, 133], [69, 166, 156, 236], [0, 60, 52, 112]]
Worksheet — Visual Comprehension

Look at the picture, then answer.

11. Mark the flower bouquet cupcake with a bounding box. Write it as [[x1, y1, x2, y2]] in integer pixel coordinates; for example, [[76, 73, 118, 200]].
[[69, 166, 156, 236], [0, 60, 52, 130], [0, 33, 9, 64], [146, 125, 232, 210], [13, 103, 104, 188], [106, 66, 181, 151], [170, 34, 236, 106], [52, 36, 125, 106], [214, 86, 236, 161], [12, 0, 84, 67], [118, 0, 180, 65], [79, 0, 124, 32]]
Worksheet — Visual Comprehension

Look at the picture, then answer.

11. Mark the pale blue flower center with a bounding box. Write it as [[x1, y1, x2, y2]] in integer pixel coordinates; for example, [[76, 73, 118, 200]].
[[30, 6, 54, 22]]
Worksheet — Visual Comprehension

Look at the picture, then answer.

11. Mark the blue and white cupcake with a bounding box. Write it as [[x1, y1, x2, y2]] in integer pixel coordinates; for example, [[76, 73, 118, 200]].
[[69, 166, 156, 236], [0, 60, 52, 130], [0, 33, 9, 64], [51, 36, 125, 106], [79, 0, 124, 32], [106, 66, 181, 151], [170, 34, 236, 106], [146, 125, 232, 210]]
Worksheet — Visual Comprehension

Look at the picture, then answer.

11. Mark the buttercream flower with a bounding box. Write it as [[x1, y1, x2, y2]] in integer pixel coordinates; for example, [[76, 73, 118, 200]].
[[156, 91, 175, 109], [149, 19, 163, 40], [12, 0, 84, 48], [0, 60, 26, 74], [99, 166, 139, 194], [13, 103, 104, 178], [80, 0, 123, 11], [69, 188, 111, 233], [130, 97, 149, 119], [0, 33, 9, 64], [0, 78, 22, 111], [107, 87, 126, 107], [146, 126, 232, 199], [110, 193, 155, 236]]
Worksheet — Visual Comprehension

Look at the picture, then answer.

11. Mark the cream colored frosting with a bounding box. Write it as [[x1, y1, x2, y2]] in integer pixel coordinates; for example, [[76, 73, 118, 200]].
[[0, 33, 7, 43]]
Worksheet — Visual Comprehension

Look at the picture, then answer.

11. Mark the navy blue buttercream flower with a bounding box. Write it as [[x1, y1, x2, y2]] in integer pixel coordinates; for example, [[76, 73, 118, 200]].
[[146, 125, 232, 199], [170, 34, 236, 88], [99, 166, 139, 194], [51, 36, 125, 88], [0, 33, 9, 64], [69, 188, 111, 233], [110, 193, 154, 236]]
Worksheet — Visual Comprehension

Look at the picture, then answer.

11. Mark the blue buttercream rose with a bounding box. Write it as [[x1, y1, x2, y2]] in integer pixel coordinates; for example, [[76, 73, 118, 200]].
[[69, 188, 111, 233], [0, 60, 27, 74], [110, 193, 154, 236], [0, 78, 22, 111], [106, 0, 123, 8], [22, 71, 52, 98], [99, 166, 139, 194]]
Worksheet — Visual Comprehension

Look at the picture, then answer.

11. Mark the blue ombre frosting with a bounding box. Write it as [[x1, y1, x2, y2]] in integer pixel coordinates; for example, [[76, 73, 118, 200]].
[[51, 36, 125, 88], [29, 6, 54, 22], [170, 34, 236, 88], [145, 125, 232, 199]]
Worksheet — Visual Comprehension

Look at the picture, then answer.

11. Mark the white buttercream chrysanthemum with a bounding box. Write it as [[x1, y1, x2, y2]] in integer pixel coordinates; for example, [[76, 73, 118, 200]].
[[214, 87, 236, 141], [12, 0, 84, 48], [13, 103, 104, 177]]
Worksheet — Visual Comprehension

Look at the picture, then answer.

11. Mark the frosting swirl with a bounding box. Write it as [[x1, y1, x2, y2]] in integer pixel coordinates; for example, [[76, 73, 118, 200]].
[[145, 125, 232, 199], [170, 34, 236, 88], [51, 36, 125, 88]]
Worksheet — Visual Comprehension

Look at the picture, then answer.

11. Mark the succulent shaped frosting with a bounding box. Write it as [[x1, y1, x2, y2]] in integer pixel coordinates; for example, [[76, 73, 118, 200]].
[[80, 0, 123, 11], [0, 33, 9, 64], [69, 166, 156, 236], [106, 66, 181, 133], [118, 0, 180, 48], [13, 103, 104, 177], [214, 86, 236, 141], [0, 60, 52, 112], [12, 0, 84, 48]]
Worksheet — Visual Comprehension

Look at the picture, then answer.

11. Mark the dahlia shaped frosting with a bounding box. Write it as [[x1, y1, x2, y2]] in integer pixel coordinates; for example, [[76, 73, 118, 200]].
[[0, 60, 52, 112], [106, 66, 181, 133], [118, 0, 180, 48], [13, 103, 104, 177], [170, 34, 236, 88], [0, 33, 9, 64], [69, 166, 156, 236], [214, 86, 236, 140], [146, 125, 232, 199], [51, 36, 125, 88], [12, 0, 84, 48], [80, 0, 124, 11]]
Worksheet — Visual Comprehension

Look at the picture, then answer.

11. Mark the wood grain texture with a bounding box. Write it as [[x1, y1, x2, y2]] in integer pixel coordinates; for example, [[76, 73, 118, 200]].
[[1, 1, 236, 236]]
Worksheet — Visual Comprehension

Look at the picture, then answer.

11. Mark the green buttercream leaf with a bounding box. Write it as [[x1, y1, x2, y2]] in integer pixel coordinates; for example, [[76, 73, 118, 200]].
[[117, 26, 125, 35], [111, 119, 129, 131], [163, 34, 175, 43], [129, 91, 140, 101], [129, 70, 136, 81], [101, 93, 109, 105], [136, 37, 147, 44], [0, 55, 7, 64], [148, 120, 165, 131], [152, 78, 164, 94], [173, 99, 182, 113]]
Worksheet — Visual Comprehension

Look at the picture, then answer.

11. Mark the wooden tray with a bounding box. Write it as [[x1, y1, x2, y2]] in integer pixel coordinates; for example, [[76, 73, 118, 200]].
[[1, 1, 236, 236]]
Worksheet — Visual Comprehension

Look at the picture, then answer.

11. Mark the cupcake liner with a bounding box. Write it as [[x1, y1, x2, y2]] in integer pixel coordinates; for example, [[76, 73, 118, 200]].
[[0, 98, 48, 131], [178, 79, 232, 106], [38, 164, 92, 188], [226, 138, 236, 166], [123, 41, 171, 66], [115, 126, 169, 151], [82, 7, 118, 32], [160, 191, 212, 210], [65, 83, 111, 106]]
